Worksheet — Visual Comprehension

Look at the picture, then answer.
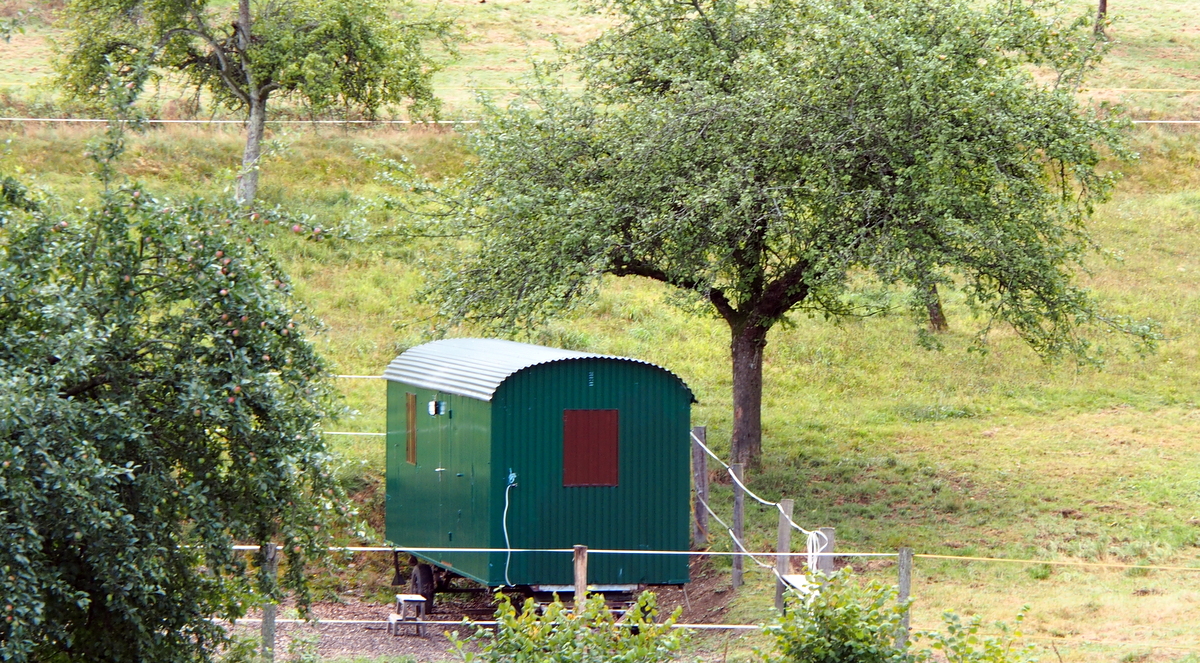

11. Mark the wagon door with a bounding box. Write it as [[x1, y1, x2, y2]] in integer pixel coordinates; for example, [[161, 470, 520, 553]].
[[429, 392, 452, 546], [434, 392, 483, 574], [435, 393, 492, 582]]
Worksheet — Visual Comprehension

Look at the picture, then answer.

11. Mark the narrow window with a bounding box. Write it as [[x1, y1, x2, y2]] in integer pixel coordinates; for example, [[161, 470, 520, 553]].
[[406, 392, 417, 465], [563, 409, 618, 487]]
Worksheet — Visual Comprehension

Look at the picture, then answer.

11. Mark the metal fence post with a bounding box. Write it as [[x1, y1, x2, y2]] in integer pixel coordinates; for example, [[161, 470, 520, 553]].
[[731, 463, 745, 589], [897, 547, 914, 648], [692, 426, 709, 547], [261, 543, 280, 662], [775, 498, 794, 612]]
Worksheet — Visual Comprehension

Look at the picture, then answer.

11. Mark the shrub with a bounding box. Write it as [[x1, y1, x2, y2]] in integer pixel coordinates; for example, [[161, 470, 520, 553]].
[[450, 591, 687, 663], [762, 570, 912, 663], [762, 570, 1038, 663], [915, 609, 1038, 663]]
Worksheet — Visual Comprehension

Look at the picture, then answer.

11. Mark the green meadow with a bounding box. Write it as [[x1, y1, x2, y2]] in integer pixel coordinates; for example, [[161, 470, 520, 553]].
[[3, 0, 1200, 660]]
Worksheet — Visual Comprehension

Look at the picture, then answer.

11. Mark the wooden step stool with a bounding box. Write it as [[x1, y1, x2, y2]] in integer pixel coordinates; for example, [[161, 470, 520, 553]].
[[387, 593, 427, 637]]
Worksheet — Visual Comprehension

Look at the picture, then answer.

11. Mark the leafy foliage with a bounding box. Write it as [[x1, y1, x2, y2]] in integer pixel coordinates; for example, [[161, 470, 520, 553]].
[[0, 9, 24, 43], [56, 0, 450, 118], [428, 0, 1156, 464], [916, 609, 1038, 663], [0, 134, 341, 659], [762, 571, 1038, 663], [450, 591, 687, 663], [763, 571, 912, 663]]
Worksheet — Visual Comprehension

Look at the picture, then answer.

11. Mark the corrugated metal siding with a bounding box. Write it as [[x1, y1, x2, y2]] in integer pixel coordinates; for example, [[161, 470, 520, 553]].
[[384, 338, 694, 403], [387, 342, 692, 588], [386, 382, 494, 584], [492, 359, 691, 586]]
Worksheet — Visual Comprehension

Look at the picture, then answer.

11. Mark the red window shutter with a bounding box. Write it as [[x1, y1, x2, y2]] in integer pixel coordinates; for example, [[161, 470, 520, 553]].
[[563, 409, 619, 487], [405, 392, 417, 465]]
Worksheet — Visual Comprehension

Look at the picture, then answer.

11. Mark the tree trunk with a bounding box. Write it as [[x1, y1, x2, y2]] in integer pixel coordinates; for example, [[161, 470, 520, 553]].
[[238, 0, 252, 50], [1095, 0, 1108, 36], [927, 284, 949, 333], [238, 94, 267, 205], [730, 322, 769, 467], [234, 0, 261, 205]]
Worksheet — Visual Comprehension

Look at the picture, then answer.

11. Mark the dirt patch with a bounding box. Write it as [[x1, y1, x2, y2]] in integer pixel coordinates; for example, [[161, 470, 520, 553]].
[[651, 557, 736, 624]]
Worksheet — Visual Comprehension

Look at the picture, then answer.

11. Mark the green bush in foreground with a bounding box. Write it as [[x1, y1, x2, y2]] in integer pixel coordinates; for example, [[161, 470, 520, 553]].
[[764, 571, 912, 663], [450, 591, 686, 663], [916, 609, 1037, 663], [763, 571, 1037, 663]]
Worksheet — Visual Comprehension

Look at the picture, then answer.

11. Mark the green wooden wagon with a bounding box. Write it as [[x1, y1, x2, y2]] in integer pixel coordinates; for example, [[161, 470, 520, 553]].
[[384, 338, 694, 605]]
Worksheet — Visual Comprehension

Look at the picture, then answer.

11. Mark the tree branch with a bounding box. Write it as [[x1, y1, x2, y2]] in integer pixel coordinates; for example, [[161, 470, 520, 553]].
[[60, 373, 110, 398], [156, 28, 249, 105], [609, 257, 739, 321], [753, 259, 811, 322]]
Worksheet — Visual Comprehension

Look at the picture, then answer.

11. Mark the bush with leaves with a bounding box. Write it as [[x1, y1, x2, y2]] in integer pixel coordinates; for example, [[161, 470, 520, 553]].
[[763, 571, 1039, 663], [0, 123, 342, 659], [916, 609, 1038, 663], [450, 591, 687, 663], [763, 571, 912, 663]]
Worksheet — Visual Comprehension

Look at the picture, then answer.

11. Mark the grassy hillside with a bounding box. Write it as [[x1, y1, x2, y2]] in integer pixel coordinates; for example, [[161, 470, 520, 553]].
[[3, 0, 1200, 660], [5, 0, 1200, 118], [0, 0, 608, 116]]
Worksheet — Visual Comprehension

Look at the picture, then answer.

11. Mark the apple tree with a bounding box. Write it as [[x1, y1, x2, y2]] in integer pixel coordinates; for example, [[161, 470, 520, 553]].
[[55, 0, 455, 204], [0, 162, 340, 660], [428, 0, 1154, 466]]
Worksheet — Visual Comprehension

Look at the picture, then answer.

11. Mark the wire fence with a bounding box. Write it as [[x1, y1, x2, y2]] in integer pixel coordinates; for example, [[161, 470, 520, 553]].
[[223, 543, 1200, 649], [3, 116, 1200, 126], [236, 543, 891, 558], [226, 617, 763, 631], [0, 117, 476, 125], [280, 381, 1200, 650], [239, 543, 1200, 574], [689, 429, 829, 580]]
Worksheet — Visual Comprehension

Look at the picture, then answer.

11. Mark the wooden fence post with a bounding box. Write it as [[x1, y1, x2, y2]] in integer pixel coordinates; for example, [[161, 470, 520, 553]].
[[731, 463, 745, 590], [692, 426, 709, 547], [573, 545, 588, 611], [261, 543, 280, 663], [897, 547, 914, 648], [775, 498, 794, 613], [816, 527, 836, 576]]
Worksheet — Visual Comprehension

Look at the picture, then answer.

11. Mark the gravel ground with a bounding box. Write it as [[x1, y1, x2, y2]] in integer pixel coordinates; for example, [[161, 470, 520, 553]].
[[254, 621, 471, 661], [231, 597, 479, 661], [230, 557, 740, 661]]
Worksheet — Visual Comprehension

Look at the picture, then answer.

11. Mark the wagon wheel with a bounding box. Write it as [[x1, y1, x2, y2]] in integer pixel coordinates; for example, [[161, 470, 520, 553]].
[[410, 563, 436, 613]]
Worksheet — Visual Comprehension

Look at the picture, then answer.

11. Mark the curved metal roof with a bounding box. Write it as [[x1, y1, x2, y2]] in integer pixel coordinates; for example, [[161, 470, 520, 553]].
[[384, 338, 695, 402]]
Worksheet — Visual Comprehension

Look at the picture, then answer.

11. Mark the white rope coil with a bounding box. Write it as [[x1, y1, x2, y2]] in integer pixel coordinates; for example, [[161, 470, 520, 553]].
[[690, 430, 828, 572]]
